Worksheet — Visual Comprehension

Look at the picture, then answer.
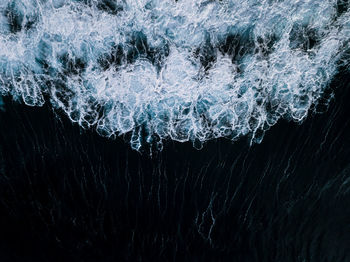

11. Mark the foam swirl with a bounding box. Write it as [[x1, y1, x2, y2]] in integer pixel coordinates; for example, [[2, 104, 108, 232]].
[[0, 0, 349, 150]]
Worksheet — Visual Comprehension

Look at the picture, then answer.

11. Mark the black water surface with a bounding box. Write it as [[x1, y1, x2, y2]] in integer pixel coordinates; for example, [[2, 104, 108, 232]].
[[0, 71, 350, 261]]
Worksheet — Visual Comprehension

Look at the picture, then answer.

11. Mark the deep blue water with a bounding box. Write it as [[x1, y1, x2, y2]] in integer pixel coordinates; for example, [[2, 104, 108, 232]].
[[0, 70, 349, 261]]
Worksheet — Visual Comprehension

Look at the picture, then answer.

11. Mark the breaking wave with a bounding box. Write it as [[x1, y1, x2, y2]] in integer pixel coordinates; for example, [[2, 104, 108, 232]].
[[0, 0, 349, 150]]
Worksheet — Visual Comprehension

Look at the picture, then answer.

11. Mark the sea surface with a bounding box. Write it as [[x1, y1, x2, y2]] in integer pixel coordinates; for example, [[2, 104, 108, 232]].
[[0, 0, 349, 261]]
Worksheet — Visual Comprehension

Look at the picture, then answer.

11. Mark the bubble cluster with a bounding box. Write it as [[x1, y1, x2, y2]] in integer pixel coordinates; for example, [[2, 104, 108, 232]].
[[0, 0, 349, 150]]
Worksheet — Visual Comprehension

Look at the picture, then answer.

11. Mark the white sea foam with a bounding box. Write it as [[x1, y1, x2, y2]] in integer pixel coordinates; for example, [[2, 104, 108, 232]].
[[0, 0, 349, 150]]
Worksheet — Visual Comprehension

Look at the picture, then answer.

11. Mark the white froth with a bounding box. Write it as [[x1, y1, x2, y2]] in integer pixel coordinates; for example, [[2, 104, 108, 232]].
[[0, 0, 349, 150]]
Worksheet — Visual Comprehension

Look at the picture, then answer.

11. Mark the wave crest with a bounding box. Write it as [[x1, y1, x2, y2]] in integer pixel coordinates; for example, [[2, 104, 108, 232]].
[[0, 0, 349, 150]]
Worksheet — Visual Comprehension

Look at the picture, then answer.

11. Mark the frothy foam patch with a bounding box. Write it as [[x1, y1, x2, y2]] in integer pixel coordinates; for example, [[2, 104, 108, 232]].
[[0, 0, 349, 150]]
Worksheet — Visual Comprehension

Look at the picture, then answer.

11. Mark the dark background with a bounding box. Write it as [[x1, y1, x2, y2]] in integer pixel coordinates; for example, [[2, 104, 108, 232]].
[[0, 69, 349, 261]]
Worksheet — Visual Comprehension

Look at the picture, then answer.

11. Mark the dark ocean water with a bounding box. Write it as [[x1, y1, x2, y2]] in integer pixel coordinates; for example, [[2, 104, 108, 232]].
[[0, 70, 349, 261], [0, 1, 350, 260]]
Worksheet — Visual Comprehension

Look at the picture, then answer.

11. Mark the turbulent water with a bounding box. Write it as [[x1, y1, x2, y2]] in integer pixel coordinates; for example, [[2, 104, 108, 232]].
[[0, 0, 349, 150]]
